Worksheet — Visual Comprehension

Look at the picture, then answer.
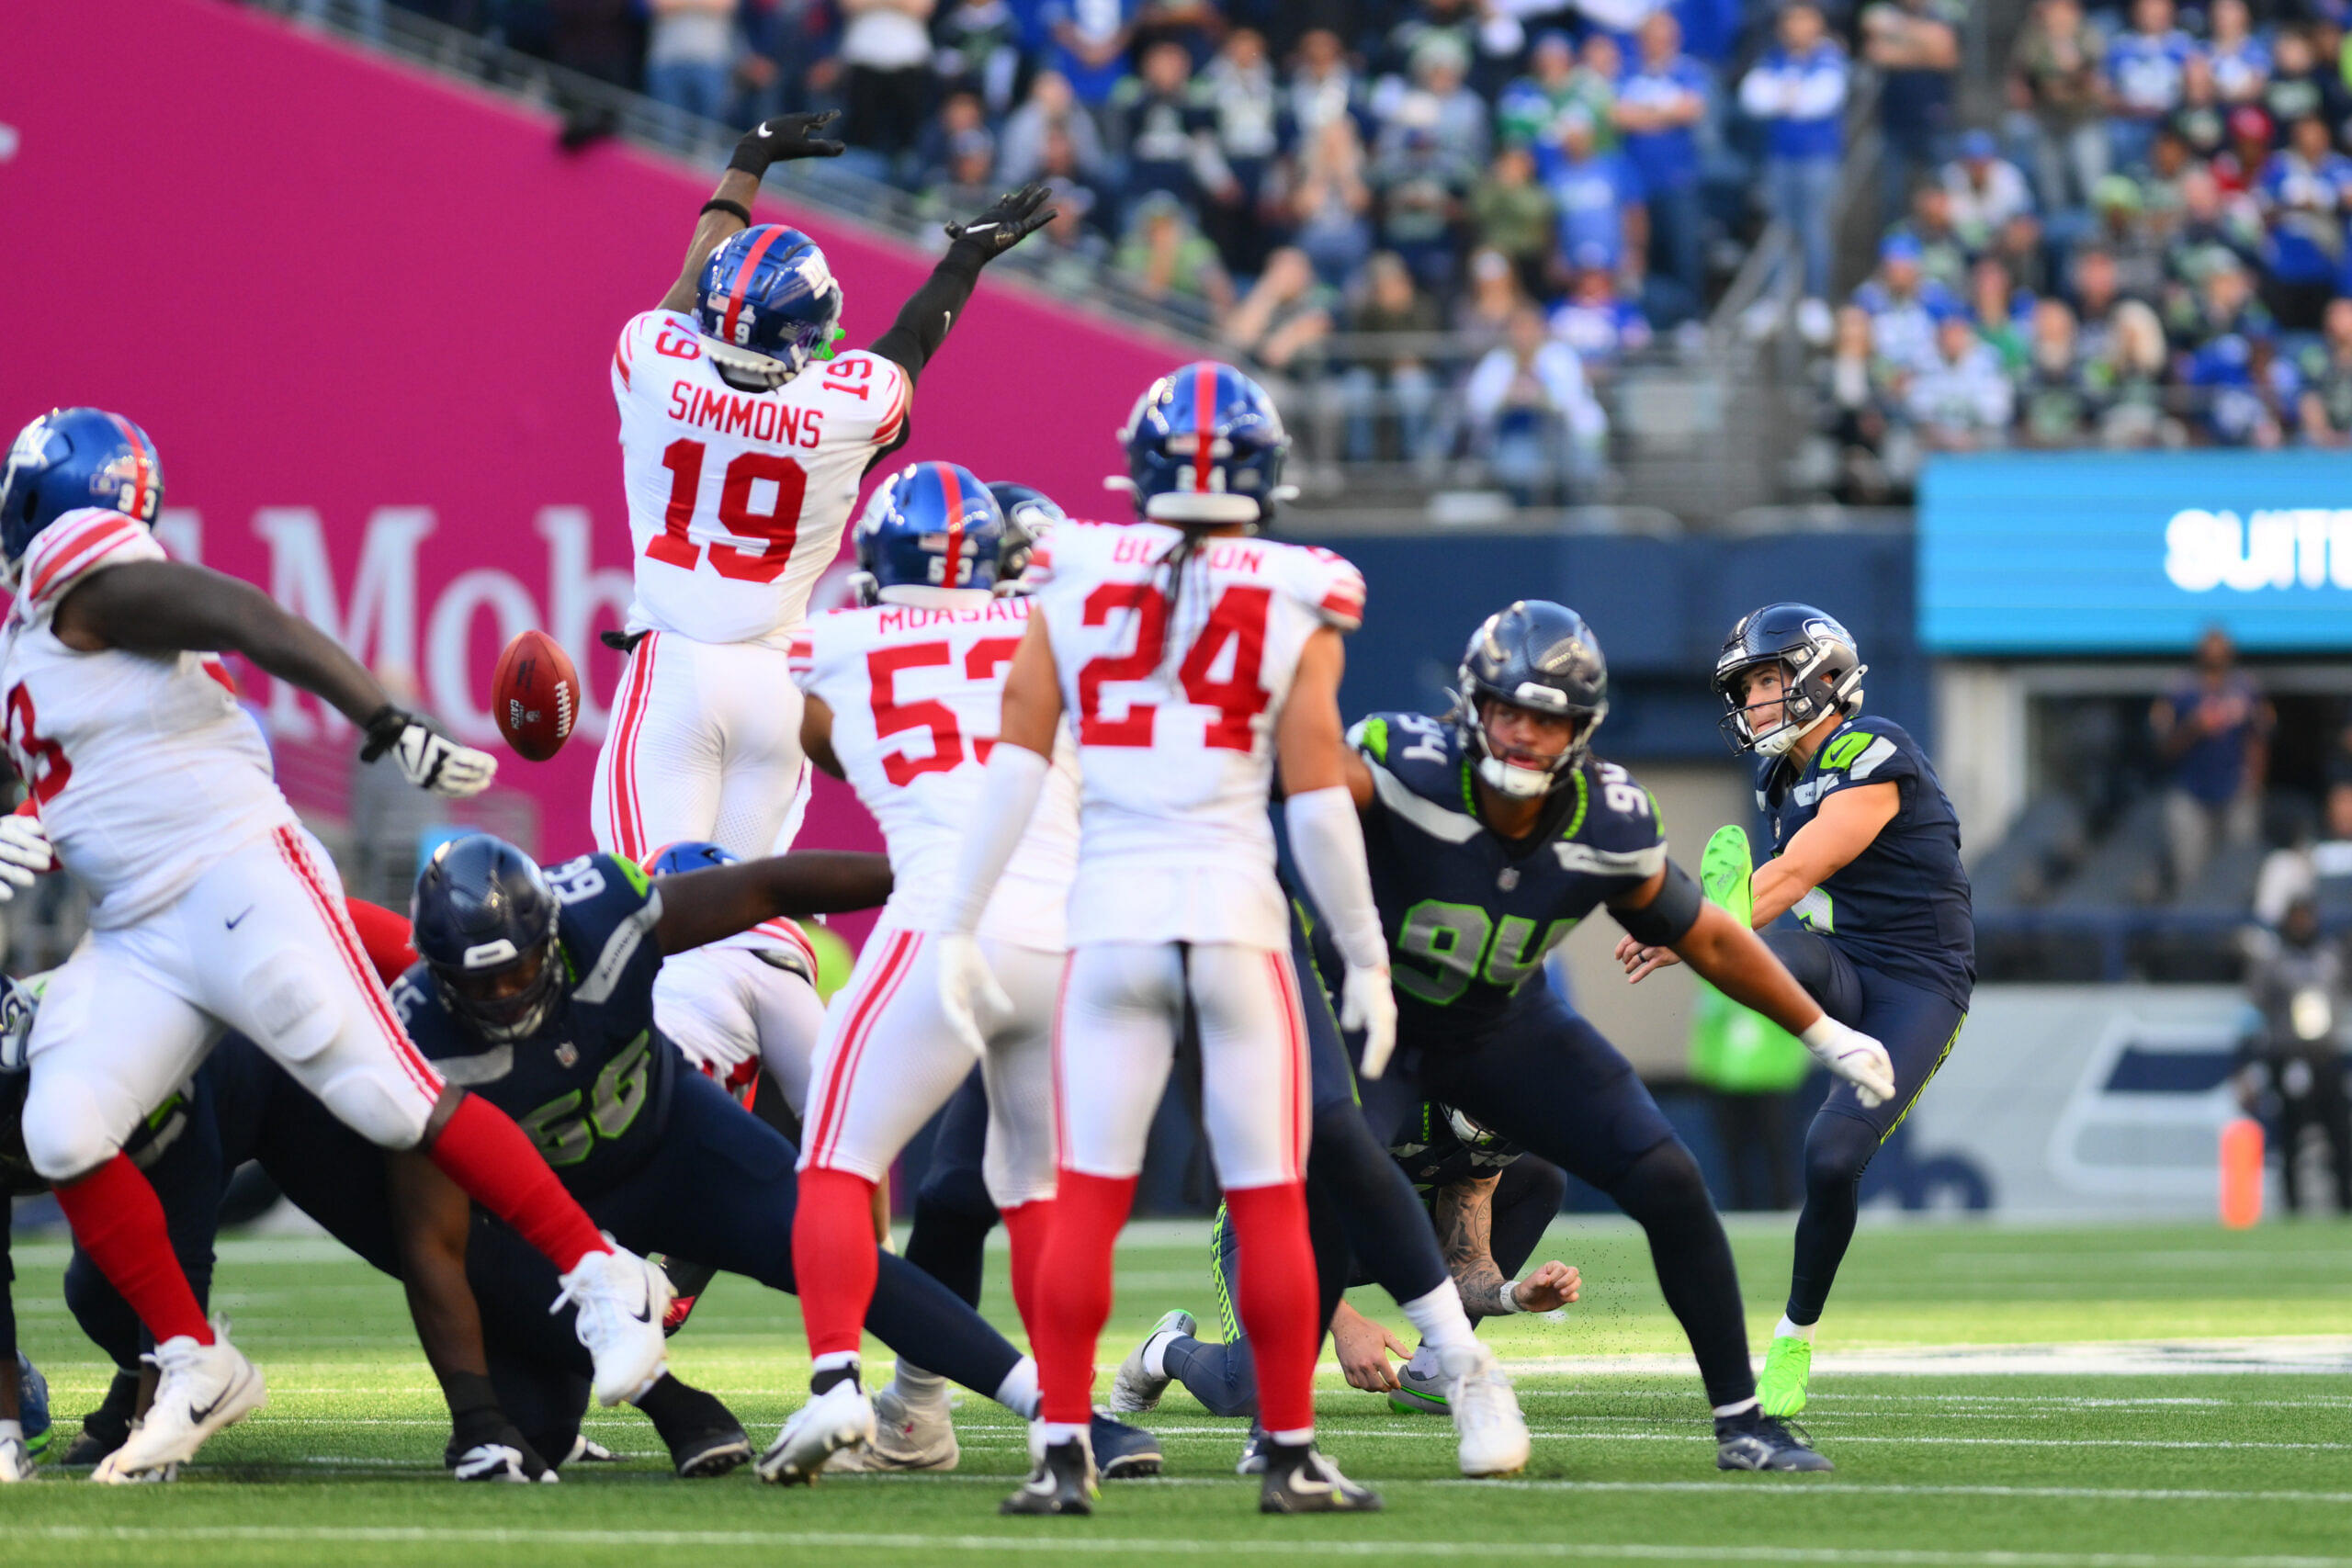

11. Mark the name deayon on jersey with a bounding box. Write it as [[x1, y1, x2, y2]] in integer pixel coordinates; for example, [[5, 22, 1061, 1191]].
[[1350, 711, 1667, 1046], [393, 854, 674, 1196], [1756, 716, 1975, 1008]]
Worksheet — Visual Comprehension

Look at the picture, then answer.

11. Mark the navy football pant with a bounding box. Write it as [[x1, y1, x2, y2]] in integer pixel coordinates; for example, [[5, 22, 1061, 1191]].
[[1763, 929, 1967, 1325], [1351, 987, 1758, 1410]]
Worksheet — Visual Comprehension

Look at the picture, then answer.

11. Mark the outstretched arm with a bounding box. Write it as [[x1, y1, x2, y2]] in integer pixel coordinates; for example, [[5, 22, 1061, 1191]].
[[658, 113, 847, 316], [866, 183, 1057, 384], [652, 851, 894, 955]]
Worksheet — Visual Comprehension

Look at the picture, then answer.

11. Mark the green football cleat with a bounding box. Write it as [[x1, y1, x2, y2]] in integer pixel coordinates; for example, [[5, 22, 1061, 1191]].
[[1700, 825, 1755, 925], [1758, 1335, 1812, 1417]]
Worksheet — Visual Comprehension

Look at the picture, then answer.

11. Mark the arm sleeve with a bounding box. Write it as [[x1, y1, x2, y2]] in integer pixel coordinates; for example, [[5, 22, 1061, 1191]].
[[937, 742, 1052, 935], [344, 898, 419, 987], [867, 243, 989, 385], [1285, 784, 1387, 971]]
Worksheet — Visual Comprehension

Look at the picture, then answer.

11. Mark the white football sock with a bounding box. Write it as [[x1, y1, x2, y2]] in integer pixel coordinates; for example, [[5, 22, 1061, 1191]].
[[1775, 1314, 1816, 1343], [1398, 1281, 1476, 1355], [995, 1355, 1041, 1419], [1405, 1341, 1442, 1380], [892, 1359, 949, 1409], [1713, 1396, 1759, 1418], [1141, 1324, 1185, 1381]]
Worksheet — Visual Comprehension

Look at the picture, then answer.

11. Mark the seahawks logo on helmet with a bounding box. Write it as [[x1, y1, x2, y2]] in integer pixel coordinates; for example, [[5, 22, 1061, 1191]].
[[1713, 603, 1867, 759]]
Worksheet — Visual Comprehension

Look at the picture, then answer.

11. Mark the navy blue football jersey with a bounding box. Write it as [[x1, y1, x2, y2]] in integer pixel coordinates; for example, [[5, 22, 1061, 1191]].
[[1388, 1100, 1524, 1194], [395, 852, 677, 1197], [1351, 711, 1669, 1050], [1758, 716, 1975, 1007]]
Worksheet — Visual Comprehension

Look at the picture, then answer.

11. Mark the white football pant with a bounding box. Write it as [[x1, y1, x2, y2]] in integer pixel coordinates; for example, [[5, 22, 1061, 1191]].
[[592, 631, 814, 862], [654, 943, 831, 1118], [797, 928, 1060, 1210], [21, 824, 444, 1181], [1054, 942, 1311, 1190]]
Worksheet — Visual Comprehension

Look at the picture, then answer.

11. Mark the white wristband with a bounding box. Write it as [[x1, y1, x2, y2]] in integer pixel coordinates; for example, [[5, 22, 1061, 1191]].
[[1498, 1280, 1525, 1314]]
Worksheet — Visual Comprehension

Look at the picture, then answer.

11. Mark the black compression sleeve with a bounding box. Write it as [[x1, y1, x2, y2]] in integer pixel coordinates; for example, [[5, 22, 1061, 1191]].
[[1611, 858, 1705, 947], [866, 243, 988, 384]]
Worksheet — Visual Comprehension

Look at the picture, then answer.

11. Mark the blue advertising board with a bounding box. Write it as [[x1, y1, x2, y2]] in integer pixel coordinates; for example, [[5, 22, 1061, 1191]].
[[1919, 452, 2352, 653]]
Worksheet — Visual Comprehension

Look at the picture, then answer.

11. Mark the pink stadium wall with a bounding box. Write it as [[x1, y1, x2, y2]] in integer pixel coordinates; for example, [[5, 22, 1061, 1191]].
[[0, 0, 1186, 881]]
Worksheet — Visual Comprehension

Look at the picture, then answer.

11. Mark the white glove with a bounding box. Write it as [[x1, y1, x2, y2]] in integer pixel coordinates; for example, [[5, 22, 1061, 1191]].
[[936, 933, 1012, 1055], [1341, 964, 1399, 1080], [0, 1421, 29, 1483], [1800, 1017, 1896, 1109], [362, 705, 496, 798], [0, 813, 52, 900], [451, 1440, 558, 1483]]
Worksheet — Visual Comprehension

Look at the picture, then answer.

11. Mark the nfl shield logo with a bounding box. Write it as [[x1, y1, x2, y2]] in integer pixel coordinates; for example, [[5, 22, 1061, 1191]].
[[555, 1042, 579, 1068]]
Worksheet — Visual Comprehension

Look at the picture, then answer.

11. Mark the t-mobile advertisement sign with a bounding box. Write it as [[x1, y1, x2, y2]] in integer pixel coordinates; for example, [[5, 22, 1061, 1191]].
[[0, 0, 1186, 866]]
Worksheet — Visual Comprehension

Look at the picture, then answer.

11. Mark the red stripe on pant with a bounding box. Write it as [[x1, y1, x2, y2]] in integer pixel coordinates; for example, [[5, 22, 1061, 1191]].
[[1266, 953, 1308, 1183], [1035, 1169, 1137, 1425], [1223, 1179, 1317, 1435], [791, 1167, 880, 1359], [804, 931, 920, 1168], [605, 635, 659, 858], [273, 827, 441, 1102]]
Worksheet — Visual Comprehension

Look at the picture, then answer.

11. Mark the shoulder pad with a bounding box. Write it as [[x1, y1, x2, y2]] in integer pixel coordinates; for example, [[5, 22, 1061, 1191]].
[[20, 510, 167, 619], [1558, 761, 1668, 878]]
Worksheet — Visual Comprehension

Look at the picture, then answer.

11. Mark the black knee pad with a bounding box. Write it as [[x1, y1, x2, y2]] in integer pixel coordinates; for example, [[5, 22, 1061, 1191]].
[[1804, 1112, 1880, 1193]]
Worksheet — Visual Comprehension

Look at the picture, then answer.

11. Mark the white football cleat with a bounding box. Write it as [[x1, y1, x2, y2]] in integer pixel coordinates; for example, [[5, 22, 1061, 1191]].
[[757, 1380, 876, 1484], [1106, 1308, 1194, 1415], [821, 1383, 957, 1472], [1442, 1341, 1530, 1478], [91, 1325, 264, 1483], [0, 1427, 31, 1483], [553, 1243, 672, 1406]]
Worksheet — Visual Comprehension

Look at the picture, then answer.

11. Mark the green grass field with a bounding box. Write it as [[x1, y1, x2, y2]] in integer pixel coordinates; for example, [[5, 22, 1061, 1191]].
[[6, 1214, 2352, 1567]]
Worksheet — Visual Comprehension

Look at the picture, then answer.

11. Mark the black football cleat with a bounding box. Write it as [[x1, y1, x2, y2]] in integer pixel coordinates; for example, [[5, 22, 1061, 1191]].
[[641, 1379, 752, 1478], [1234, 1423, 1269, 1475], [1001, 1438, 1095, 1516], [1091, 1411, 1162, 1479], [1258, 1442, 1383, 1514], [1715, 1409, 1834, 1472], [62, 1370, 141, 1466]]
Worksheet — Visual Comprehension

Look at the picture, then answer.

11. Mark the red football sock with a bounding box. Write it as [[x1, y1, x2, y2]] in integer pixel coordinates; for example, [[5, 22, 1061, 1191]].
[[427, 1093, 606, 1272], [1000, 1198, 1055, 1340], [1035, 1171, 1136, 1426], [1225, 1180, 1318, 1436], [54, 1154, 212, 1347], [792, 1168, 880, 1360]]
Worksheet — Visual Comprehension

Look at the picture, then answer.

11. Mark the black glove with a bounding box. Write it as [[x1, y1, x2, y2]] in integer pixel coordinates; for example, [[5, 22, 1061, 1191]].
[[944, 182, 1057, 262], [729, 111, 846, 176]]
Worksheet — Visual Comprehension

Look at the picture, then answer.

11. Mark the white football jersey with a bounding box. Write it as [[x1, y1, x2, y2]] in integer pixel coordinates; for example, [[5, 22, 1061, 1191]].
[[0, 509, 298, 930], [613, 310, 910, 649], [1026, 521, 1363, 949], [794, 595, 1080, 950]]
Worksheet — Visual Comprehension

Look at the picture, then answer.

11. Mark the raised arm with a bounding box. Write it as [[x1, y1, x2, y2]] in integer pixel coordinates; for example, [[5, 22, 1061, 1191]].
[[658, 114, 846, 316], [865, 184, 1057, 385], [652, 851, 895, 955]]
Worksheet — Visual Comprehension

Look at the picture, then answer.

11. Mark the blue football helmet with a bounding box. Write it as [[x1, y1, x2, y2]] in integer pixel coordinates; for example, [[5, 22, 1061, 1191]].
[[1115, 361, 1292, 527], [985, 480, 1065, 586], [1455, 600, 1610, 798], [850, 461, 1005, 607], [646, 840, 735, 877], [0, 408, 164, 582], [695, 225, 843, 389], [412, 835, 563, 1043]]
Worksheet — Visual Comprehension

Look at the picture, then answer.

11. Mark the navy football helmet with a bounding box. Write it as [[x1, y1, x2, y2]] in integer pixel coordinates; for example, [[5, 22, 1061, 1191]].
[[985, 480, 1065, 587], [695, 225, 843, 389], [1115, 361, 1292, 527], [1713, 603, 1866, 759], [412, 835, 564, 1043], [646, 840, 736, 877], [850, 461, 1004, 607], [0, 409, 164, 583], [1454, 600, 1610, 798]]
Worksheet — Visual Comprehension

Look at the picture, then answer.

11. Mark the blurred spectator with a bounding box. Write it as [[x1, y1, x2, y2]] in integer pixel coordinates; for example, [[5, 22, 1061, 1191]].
[[1114, 189, 1235, 311], [1546, 111, 1641, 280], [1688, 981, 1811, 1213], [840, 0, 937, 157], [1289, 115, 1376, 285], [2256, 115, 2352, 331], [1863, 0, 1963, 226], [1453, 245, 1529, 355], [1854, 234, 1957, 371], [2260, 28, 2348, 135], [646, 0, 738, 129], [1470, 144, 1559, 296], [1549, 247, 1655, 370], [1197, 28, 1290, 276], [1372, 112, 1475, 293], [2150, 626, 2274, 890], [1220, 245, 1335, 378], [1971, 256, 2030, 369], [2295, 296, 2352, 444], [1340, 252, 1443, 461], [2091, 175, 2166, 298], [2236, 894, 2352, 1214], [1285, 27, 1361, 139], [915, 89, 988, 186], [2186, 319, 2294, 446], [2009, 0, 2111, 211], [1383, 32, 1491, 168], [2104, 0, 2197, 172], [1817, 304, 1908, 502], [2170, 53, 2231, 163], [2214, 105, 2274, 197], [1989, 209, 2052, 297], [2068, 243, 2129, 362], [1463, 305, 1609, 504], [2016, 297, 2096, 445], [1013, 178, 1114, 291], [1944, 130, 2036, 248], [1039, 0, 1136, 116], [1892, 180, 1972, 292], [2206, 0, 2270, 104], [1498, 32, 1587, 153], [2089, 296, 2174, 445], [1905, 313, 2015, 449], [1741, 2, 1849, 329], [1112, 39, 1221, 212], [1131, 0, 1223, 63], [1616, 10, 1710, 301], [999, 70, 1112, 186], [933, 0, 1022, 115], [920, 125, 1001, 217]]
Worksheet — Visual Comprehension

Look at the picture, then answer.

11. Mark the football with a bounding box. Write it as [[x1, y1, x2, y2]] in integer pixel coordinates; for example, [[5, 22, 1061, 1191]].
[[492, 628, 580, 762]]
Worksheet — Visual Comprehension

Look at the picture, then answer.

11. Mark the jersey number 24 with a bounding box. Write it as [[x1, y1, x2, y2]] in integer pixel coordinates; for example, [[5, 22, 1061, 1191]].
[[1077, 582, 1272, 750]]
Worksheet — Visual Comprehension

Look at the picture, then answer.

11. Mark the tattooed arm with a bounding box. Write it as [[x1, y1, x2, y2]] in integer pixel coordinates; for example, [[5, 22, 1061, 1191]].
[[1430, 1173, 1579, 1318]]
